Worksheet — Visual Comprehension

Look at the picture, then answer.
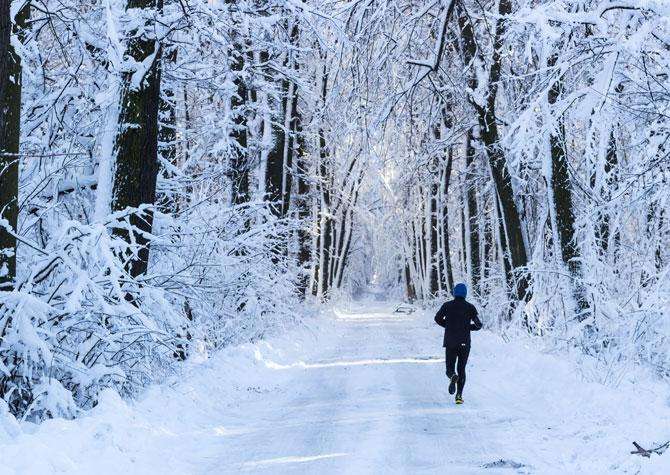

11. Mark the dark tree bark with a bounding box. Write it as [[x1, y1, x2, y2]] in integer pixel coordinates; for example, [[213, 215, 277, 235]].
[[266, 23, 299, 218], [429, 181, 439, 296], [596, 129, 618, 253], [282, 92, 297, 218], [547, 53, 589, 317], [494, 190, 513, 288], [482, 196, 494, 284], [265, 70, 288, 216], [656, 209, 665, 272], [441, 148, 454, 291], [331, 162, 363, 290], [458, 0, 529, 302], [404, 263, 416, 303], [111, 0, 163, 278], [408, 219, 422, 297], [416, 197, 427, 291], [336, 202, 357, 289], [158, 45, 178, 213], [479, 125, 528, 300], [0, 1, 28, 291], [293, 80, 311, 297], [460, 205, 466, 279], [312, 56, 332, 298], [465, 129, 480, 294], [229, 43, 250, 206], [282, 24, 300, 217], [314, 151, 332, 298]]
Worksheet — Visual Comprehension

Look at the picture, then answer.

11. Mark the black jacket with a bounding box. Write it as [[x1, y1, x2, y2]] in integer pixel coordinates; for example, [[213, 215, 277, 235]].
[[434, 297, 482, 348]]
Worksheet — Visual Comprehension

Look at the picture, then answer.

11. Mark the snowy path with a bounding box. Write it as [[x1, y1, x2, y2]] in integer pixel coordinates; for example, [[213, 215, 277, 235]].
[[212, 304, 489, 474], [2, 301, 669, 474]]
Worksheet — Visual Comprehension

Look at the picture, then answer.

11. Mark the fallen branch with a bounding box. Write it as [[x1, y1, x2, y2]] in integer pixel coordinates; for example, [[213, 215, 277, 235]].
[[630, 441, 670, 458], [395, 305, 415, 315]]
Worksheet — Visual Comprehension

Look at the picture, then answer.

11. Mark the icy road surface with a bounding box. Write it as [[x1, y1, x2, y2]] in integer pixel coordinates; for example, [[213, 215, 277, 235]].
[[2, 301, 669, 474]]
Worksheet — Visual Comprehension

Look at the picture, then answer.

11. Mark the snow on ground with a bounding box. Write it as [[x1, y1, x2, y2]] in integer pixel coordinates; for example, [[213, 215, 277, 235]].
[[1, 299, 669, 474]]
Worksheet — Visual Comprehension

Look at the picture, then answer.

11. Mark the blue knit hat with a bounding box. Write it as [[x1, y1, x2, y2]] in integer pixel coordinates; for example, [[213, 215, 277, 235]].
[[452, 283, 467, 298]]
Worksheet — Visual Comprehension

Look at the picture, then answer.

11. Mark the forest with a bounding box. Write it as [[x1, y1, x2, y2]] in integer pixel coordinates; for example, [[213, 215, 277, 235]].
[[1, 0, 668, 425]]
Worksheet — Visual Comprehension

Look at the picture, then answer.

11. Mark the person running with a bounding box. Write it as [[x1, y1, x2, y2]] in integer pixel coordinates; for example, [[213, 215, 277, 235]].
[[434, 283, 482, 404]]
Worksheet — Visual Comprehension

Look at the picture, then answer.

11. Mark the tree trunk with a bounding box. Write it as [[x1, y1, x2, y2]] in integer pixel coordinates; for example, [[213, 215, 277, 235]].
[[656, 209, 665, 272], [288, 55, 311, 297], [482, 196, 494, 285], [429, 181, 439, 296], [547, 53, 588, 317], [265, 62, 289, 216], [229, 39, 250, 206], [597, 129, 618, 253], [459, 203, 466, 281], [404, 263, 416, 303], [494, 190, 513, 291], [404, 218, 418, 302], [313, 56, 332, 299], [416, 201, 427, 297], [0, 1, 28, 291], [441, 148, 454, 291], [284, 24, 301, 217], [465, 129, 480, 294], [336, 204, 356, 289], [158, 45, 178, 214], [459, 0, 529, 302], [295, 117, 311, 297], [111, 0, 162, 279], [315, 165, 332, 298], [480, 125, 528, 300], [281, 76, 296, 216]]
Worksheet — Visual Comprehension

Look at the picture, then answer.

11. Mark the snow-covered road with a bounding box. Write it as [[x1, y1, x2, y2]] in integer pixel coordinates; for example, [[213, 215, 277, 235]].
[[2, 301, 669, 474], [215, 303, 488, 474]]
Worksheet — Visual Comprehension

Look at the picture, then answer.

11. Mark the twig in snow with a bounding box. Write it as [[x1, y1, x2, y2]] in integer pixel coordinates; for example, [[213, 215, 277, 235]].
[[630, 441, 670, 457]]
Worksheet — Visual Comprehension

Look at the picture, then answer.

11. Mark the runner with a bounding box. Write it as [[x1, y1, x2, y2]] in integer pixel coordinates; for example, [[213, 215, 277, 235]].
[[434, 283, 482, 404]]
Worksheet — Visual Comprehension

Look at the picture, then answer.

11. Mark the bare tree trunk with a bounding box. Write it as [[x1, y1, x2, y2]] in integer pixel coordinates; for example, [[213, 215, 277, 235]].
[[481, 128, 528, 300], [295, 128, 311, 296], [158, 45, 178, 214], [494, 188, 513, 291], [416, 201, 427, 297], [404, 220, 418, 304], [265, 58, 289, 216], [547, 53, 588, 318], [331, 164, 363, 289], [286, 49, 311, 297], [465, 129, 480, 294], [441, 148, 454, 291], [597, 129, 618, 253], [458, 0, 529, 302], [111, 0, 162, 278], [328, 218, 344, 288], [336, 203, 356, 289], [313, 195, 332, 299], [316, 164, 332, 297], [408, 219, 420, 298], [656, 209, 665, 272], [281, 74, 297, 216], [404, 262, 416, 303], [313, 55, 332, 299], [280, 22, 300, 217], [482, 195, 494, 286], [229, 39, 250, 206], [0, 1, 28, 291], [429, 181, 439, 296]]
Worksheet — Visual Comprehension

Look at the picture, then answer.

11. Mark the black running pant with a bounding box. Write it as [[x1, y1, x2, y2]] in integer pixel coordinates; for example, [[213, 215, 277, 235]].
[[445, 344, 470, 395]]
